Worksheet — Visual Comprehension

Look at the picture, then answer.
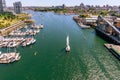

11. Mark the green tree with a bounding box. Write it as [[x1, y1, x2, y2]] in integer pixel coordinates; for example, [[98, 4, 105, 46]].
[[100, 10, 109, 16]]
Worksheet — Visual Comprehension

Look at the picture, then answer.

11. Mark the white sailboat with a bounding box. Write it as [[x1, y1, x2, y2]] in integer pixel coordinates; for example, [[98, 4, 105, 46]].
[[66, 35, 70, 52]]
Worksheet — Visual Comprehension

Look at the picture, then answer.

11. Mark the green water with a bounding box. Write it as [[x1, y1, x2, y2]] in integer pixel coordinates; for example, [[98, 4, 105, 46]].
[[0, 11, 120, 80]]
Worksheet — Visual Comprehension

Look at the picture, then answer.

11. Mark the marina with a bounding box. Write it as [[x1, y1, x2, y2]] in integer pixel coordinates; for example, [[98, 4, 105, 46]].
[[0, 23, 43, 48], [0, 20, 42, 64], [0, 37, 25, 48], [9, 25, 41, 37]]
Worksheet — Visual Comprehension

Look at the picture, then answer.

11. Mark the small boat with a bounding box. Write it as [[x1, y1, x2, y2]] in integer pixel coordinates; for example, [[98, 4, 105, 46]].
[[40, 24, 44, 29], [34, 52, 37, 56], [7, 41, 20, 48], [35, 29, 40, 33], [66, 35, 70, 52], [22, 42, 27, 47], [22, 38, 36, 46], [0, 51, 21, 63], [31, 38, 36, 44]]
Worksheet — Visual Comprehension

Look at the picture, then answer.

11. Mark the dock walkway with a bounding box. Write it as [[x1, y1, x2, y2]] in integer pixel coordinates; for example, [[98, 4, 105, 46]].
[[104, 43, 120, 59]]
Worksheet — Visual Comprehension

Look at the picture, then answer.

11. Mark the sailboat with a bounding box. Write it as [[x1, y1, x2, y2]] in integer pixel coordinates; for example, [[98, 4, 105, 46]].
[[66, 35, 70, 52], [0, 47, 21, 63]]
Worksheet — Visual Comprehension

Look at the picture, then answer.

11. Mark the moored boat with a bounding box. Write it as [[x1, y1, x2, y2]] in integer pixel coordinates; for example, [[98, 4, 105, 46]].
[[22, 38, 36, 46], [0, 52, 21, 63], [39, 24, 44, 29]]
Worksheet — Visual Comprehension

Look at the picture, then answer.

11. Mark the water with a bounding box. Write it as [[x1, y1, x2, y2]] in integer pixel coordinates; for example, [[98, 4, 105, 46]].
[[0, 11, 120, 80]]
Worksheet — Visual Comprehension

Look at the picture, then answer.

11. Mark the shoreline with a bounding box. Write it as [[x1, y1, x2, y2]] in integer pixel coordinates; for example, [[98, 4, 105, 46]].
[[0, 21, 25, 36], [0, 13, 34, 36], [104, 43, 120, 60]]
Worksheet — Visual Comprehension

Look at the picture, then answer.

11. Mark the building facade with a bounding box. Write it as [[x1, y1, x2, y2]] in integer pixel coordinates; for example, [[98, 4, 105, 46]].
[[0, 0, 6, 12], [13, 1, 22, 14]]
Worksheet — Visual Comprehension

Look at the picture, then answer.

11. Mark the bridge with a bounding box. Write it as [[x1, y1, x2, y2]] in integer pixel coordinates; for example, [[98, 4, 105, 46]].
[[95, 15, 120, 44]]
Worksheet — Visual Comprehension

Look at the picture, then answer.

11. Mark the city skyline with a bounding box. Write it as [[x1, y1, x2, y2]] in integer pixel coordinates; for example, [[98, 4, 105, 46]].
[[6, 0, 120, 7]]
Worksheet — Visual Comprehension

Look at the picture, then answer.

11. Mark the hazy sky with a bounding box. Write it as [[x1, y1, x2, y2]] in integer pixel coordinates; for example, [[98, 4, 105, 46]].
[[6, 0, 120, 7]]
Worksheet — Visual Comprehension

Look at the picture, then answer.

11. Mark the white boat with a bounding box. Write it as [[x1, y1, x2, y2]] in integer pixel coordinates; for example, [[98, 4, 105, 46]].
[[23, 38, 36, 46], [35, 29, 40, 33], [66, 35, 70, 52], [7, 41, 20, 48], [22, 42, 27, 47], [26, 38, 31, 45], [31, 38, 36, 44], [40, 24, 44, 29], [0, 51, 21, 63]]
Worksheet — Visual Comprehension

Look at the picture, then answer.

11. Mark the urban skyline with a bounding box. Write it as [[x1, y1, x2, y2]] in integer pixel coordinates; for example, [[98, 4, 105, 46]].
[[6, 0, 120, 7]]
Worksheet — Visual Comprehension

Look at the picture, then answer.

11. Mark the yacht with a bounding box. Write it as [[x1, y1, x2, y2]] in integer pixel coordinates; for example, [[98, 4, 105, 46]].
[[22, 38, 36, 46], [22, 42, 27, 47], [0, 51, 21, 63], [31, 38, 36, 44], [7, 41, 20, 48], [66, 35, 70, 52], [40, 24, 44, 29]]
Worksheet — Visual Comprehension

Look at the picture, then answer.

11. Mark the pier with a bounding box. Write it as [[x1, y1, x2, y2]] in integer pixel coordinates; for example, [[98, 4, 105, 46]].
[[104, 43, 120, 60], [73, 15, 97, 28]]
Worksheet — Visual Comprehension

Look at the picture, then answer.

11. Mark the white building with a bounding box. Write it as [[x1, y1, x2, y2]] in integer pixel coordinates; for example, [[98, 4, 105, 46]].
[[13, 1, 22, 14], [0, 0, 6, 12]]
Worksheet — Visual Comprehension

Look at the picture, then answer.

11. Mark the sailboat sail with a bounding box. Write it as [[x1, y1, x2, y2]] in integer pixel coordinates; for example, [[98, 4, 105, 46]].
[[66, 36, 69, 46], [66, 35, 70, 52]]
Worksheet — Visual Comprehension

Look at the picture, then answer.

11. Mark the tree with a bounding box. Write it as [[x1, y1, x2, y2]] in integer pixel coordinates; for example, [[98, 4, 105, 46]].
[[100, 10, 109, 16]]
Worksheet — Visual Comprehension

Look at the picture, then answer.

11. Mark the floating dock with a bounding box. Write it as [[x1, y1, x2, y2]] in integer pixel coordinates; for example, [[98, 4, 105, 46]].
[[104, 43, 120, 60], [78, 23, 90, 29]]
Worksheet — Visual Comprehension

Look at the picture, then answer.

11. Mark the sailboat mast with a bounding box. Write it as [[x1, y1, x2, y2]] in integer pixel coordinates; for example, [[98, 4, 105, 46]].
[[66, 35, 70, 52], [66, 35, 69, 46]]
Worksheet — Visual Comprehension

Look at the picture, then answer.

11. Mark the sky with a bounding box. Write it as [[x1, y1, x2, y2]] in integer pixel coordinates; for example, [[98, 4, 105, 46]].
[[6, 0, 120, 7]]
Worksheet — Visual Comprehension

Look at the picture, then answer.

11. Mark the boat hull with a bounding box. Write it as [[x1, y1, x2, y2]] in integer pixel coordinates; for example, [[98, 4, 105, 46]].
[[66, 46, 70, 52]]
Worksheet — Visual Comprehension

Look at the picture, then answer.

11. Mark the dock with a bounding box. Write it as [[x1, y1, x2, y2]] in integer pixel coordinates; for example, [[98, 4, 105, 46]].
[[78, 23, 90, 29], [104, 43, 120, 60], [73, 15, 97, 28]]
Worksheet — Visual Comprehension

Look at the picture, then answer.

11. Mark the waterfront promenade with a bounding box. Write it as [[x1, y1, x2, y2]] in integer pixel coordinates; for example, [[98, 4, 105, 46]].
[[0, 21, 25, 36]]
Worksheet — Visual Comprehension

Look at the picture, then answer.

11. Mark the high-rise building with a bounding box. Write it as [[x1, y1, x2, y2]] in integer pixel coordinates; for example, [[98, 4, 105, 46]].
[[79, 3, 85, 10], [13, 1, 22, 14], [62, 4, 66, 9], [119, 6, 120, 14], [0, 0, 6, 12]]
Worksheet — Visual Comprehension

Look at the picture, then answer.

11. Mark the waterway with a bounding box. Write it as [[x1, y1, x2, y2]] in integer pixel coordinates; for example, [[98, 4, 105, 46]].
[[0, 11, 120, 80]]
